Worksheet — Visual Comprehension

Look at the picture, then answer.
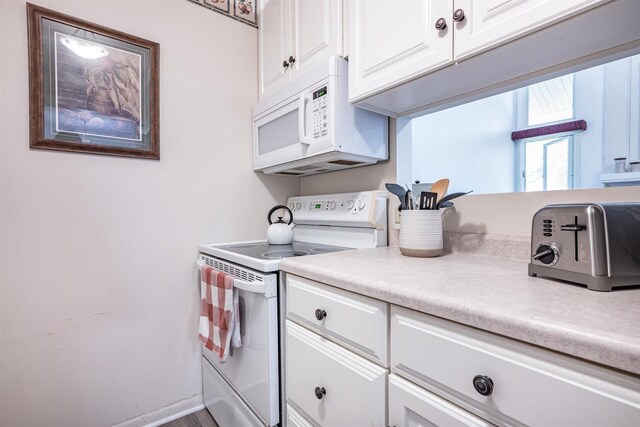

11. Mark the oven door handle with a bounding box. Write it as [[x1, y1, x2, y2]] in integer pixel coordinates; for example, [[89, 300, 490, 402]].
[[233, 279, 266, 294], [198, 260, 267, 294]]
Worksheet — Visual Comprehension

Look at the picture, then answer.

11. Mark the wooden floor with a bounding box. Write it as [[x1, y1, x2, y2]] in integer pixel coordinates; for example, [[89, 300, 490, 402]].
[[161, 409, 218, 427]]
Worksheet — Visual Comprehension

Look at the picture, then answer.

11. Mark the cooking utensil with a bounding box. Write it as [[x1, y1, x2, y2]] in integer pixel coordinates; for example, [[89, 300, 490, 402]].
[[419, 191, 438, 210], [405, 189, 414, 210], [436, 190, 473, 209], [439, 201, 454, 208], [386, 183, 407, 209], [430, 178, 450, 204]]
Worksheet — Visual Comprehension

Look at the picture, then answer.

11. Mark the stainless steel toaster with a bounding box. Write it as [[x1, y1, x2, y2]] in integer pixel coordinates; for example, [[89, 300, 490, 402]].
[[528, 203, 640, 291]]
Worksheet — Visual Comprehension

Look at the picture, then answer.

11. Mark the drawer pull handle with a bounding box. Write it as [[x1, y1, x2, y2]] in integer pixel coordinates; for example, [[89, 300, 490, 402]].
[[473, 375, 493, 396], [314, 386, 326, 400], [315, 309, 327, 321]]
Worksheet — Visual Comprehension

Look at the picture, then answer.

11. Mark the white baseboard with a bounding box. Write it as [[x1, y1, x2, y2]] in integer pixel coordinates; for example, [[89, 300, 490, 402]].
[[113, 395, 205, 427]]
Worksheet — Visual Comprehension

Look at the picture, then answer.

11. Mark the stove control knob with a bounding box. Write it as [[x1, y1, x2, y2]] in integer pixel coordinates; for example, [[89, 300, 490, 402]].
[[357, 199, 366, 210], [328, 201, 337, 210], [295, 202, 301, 211], [533, 244, 559, 265], [288, 202, 295, 210], [347, 200, 355, 210]]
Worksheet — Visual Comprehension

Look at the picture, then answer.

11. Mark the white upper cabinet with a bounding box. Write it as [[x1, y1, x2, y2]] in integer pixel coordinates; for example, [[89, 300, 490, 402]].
[[291, 0, 342, 78], [259, 0, 292, 98], [454, 0, 608, 59], [259, 0, 343, 99], [349, 0, 453, 102], [348, 0, 617, 112]]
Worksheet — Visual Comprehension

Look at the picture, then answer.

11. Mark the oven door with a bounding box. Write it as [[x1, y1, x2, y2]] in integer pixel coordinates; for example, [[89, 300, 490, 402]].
[[200, 261, 280, 427], [253, 86, 334, 172]]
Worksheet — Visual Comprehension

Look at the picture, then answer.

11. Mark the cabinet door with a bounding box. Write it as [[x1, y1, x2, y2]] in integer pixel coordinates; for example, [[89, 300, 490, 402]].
[[286, 274, 389, 366], [454, 0, 608, 60], [391, 306, 640, 427], [389, 375, 494, 427], [286, 320, 388, 427], [291, 0, 342, 78], [348, 0, 453, 102], [259, 0, 292, 98]]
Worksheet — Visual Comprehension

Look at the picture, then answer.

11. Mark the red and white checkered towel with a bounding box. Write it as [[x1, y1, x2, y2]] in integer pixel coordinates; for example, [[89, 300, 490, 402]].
[[198, 263, 242, 362]]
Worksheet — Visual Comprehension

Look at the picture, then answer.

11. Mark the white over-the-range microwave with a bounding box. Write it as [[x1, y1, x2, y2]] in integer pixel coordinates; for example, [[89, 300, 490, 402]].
[[253, 56, 388, 176]]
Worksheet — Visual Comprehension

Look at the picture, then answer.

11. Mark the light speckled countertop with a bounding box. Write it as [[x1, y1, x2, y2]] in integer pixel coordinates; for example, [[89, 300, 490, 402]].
[[280, 246, 640, 376]]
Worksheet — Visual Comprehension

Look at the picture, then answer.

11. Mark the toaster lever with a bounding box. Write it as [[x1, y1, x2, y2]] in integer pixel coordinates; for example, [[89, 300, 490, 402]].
[[561, 224, 585, 232]]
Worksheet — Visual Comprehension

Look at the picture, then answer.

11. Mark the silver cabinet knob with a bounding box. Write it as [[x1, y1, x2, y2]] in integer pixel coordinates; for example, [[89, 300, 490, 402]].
[[435, 17, 447, 30], [453, 9, 465, 22]]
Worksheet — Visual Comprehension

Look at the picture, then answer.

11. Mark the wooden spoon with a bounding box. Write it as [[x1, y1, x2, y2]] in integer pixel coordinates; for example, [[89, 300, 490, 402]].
[[431, 179, 450, 203]]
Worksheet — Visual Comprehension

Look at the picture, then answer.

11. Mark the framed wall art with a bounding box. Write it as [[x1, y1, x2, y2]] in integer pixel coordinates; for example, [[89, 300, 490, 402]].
[[27, 3, 160, 159]]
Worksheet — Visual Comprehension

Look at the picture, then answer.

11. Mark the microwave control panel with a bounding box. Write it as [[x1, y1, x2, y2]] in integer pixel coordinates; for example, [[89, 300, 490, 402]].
[[312, 86, 328, 139]]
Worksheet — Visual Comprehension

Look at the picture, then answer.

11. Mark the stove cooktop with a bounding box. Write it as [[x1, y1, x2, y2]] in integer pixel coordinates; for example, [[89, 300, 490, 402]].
[[199, 240, 351, 272], [214, 241, 349, 260]]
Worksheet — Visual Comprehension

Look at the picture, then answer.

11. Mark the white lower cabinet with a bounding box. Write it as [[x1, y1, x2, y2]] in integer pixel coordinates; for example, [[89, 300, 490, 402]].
[[286, 320, 388, 426], [286, 404, 314, 427], [389, 374, 493, 427], [284, 274, 640, 427], [391, 306, 640, 427], [286, 274, 389, 366]]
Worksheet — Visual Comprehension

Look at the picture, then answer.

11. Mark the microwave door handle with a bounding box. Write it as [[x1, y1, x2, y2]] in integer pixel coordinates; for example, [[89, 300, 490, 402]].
[[298, 95, 313, 145]]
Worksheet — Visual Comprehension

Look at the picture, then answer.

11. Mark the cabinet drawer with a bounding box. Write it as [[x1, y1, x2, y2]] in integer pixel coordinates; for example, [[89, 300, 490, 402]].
[[202, 357, 263, 427], [286, 404, 313, 427], [391, 306, 640, 426], [389, 374, 493, 427], [286, 320, 388, 426], [286, 274, 388, 366]]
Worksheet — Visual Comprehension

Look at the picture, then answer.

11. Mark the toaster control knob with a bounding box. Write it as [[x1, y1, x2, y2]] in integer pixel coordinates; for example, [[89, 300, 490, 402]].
[[533, 244, 559, 265]]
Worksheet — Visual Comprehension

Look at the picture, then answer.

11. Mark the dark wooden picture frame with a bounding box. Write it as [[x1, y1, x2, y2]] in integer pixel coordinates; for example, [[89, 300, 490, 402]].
[[27, 3, 160, 159]]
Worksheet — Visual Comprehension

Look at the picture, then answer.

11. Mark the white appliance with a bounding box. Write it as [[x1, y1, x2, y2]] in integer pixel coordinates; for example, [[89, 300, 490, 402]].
[[198, 191, 387, 427], [252, 56, 389, 176]]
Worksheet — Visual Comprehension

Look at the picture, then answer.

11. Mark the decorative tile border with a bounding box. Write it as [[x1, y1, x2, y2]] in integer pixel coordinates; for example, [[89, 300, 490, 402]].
[[187, 0, 257, 28]]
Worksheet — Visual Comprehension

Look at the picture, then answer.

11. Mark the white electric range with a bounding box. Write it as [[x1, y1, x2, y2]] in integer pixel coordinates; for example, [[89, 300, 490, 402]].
[[198, 191, 387, 427]]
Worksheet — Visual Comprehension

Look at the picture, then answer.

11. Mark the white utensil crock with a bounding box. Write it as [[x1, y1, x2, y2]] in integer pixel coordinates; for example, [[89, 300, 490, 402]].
[[399, 210, 443, 257]]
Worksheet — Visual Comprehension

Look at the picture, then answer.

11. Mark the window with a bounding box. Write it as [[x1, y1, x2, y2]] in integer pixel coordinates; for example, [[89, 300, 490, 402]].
[[515, 72, 579, 192], [527, 74, 574, 126], [523, 136, 575, 191]]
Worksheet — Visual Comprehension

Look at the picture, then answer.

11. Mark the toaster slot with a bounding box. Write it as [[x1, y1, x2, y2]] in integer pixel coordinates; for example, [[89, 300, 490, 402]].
[[560, 215, 586, 262]]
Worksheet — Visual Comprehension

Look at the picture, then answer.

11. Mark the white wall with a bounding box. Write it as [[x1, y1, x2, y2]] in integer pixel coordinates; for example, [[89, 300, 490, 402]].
[[444, 186, 640, 236], [409, 92, 516, 195], [300, 119, 399, 244], [0, 1, 299, 426], [574, 65, 604, 189], [300, 119, 396, 196]]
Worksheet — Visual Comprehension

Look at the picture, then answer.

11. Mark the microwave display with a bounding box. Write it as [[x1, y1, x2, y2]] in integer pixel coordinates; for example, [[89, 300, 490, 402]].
[[313, 87, 327, 99]]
